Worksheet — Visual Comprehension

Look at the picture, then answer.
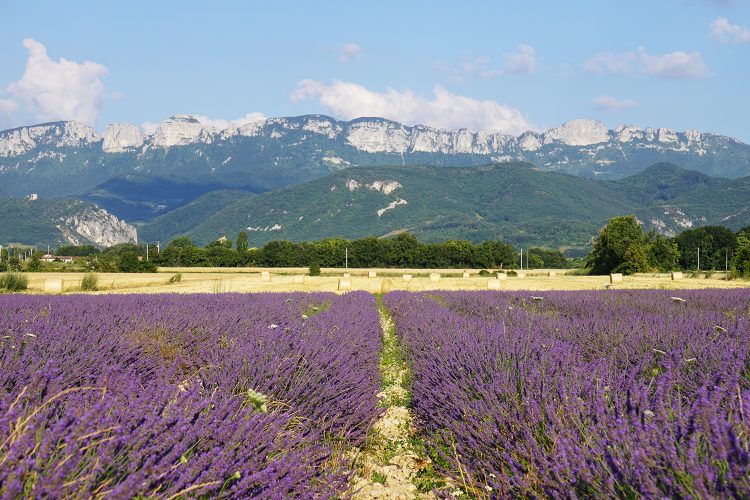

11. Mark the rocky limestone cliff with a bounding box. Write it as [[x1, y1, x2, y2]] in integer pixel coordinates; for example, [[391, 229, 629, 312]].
[[61, 207, 137, 246], [544, 119, 609, 146], [0, 114, 736, 159], [102, 123, 145, 152], [0, 121, 100, 156], [151, 115, 217, 147]]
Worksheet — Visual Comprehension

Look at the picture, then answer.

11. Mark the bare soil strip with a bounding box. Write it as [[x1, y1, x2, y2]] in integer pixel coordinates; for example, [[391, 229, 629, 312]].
[[349, 300, 448, 499]]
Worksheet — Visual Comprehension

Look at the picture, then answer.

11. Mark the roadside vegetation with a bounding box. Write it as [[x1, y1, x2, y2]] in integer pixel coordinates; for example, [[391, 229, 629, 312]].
[[3, 219, 750, 277]]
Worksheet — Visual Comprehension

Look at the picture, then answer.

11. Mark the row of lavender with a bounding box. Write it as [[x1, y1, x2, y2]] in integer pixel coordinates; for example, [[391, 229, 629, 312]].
[[0, 292, 381, 498], [384, 290, 750, 497]]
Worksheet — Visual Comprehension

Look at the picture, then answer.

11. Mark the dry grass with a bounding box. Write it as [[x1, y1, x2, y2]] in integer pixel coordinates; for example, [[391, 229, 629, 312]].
[[19, 269, 750, 294]]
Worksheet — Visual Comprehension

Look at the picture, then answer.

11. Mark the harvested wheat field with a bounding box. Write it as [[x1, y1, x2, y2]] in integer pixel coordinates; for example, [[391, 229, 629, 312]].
[[22, 269, 750, 294]]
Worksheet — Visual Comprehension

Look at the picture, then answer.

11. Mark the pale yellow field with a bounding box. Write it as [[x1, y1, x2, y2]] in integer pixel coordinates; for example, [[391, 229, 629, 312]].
[[22, 269, 749, 294]]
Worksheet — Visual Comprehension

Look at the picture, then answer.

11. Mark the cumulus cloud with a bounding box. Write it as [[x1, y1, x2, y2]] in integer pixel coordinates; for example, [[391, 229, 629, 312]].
[[591, 95, 637, 111], [583, 47, 708, 79], [710, 17, 750, 43], [291, 79, 533, 134], [436, 44, 537, 79], [5, 38, 109, 125], [140, 111, 267, 135], [339, 43, 363, 63]]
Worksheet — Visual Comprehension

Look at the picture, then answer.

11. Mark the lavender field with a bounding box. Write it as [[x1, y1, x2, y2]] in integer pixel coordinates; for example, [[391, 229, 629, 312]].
[[385, 290, 750, 497], [0, 292, 381, 498], [2, 289, 750, 498]]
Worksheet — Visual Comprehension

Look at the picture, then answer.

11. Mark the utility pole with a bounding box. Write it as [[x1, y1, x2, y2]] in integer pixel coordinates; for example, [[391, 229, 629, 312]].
[[146, 242, 149, 261], [345, 247, 348, 269], [697, 247, 700, 272], [726, 248, 729, 273]]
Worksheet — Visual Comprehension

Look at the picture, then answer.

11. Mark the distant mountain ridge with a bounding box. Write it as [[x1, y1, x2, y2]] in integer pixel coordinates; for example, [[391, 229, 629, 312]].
[[1, 115, 749, 204]]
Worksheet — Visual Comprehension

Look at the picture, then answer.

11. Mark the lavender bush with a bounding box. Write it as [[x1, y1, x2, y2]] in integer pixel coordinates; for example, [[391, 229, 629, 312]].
[[0, 292, 381, 498], [384, 290, 750, 497]]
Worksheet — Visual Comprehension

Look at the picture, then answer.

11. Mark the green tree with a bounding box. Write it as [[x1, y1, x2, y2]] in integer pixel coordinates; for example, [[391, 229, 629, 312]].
[[645, 231, 680, 271], [118, 253, 140, 272], [309, 261, 321, 276], [675, 226, 736, 270], [7, 256, 22, 272], [236, 231, 248, 254], [526, 253, 545, 269], [56, 244, 100, 257], [26, 254, 42, 272], [206, 238, 232, 249], [735, 235, 750, 276], [587, 215, 646, 275], [206, 245, 239, 267], [527, 248, 567, 268]]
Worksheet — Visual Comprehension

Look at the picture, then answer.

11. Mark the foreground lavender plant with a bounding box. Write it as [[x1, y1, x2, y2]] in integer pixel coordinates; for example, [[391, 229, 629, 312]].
[[0, 292, 381, 498], [384, 289, 750, 497]]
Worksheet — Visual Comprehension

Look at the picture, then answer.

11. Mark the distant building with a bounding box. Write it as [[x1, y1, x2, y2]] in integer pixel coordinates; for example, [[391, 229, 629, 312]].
[[41, 254, 74, 263], [26, 193, 38, 201]]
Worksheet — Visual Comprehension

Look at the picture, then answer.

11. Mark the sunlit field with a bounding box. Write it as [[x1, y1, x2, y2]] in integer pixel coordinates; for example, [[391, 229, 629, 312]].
[[21, 268, 749, 294]]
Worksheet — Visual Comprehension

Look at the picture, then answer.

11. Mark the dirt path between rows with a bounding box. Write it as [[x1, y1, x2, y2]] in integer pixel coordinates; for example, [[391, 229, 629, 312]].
[[349, 303, 448, 499]]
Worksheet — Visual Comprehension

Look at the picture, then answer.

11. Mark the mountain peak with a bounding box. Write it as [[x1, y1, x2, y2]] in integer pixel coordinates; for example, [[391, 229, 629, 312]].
[[151, 115, 216, 147], [544, 119, 609, 146]]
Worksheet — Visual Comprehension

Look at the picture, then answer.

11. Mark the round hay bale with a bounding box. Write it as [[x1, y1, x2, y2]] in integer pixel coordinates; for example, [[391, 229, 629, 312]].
[[368, 271, 377, 278], [338, 278, 352, 291], [487, 279, 501, 290], [429, 272, 441, 283]]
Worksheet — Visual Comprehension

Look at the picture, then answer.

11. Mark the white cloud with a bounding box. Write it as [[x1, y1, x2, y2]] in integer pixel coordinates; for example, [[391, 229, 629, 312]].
[[339, 43, 363, 63], [710, 17, 750, 43], [291, 79, 533, 134], [436, 44, 537, 79], [591, 95, 637, 111], [140, 112, 267, 135], [639, 50, 708, 78], [583, 47, 708, 79], [502, 44, 537, 74], [5, 38, 109, 125]]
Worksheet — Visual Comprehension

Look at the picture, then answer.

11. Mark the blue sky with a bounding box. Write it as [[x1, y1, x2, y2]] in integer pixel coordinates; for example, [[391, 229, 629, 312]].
[[1, 0, 749, 140]]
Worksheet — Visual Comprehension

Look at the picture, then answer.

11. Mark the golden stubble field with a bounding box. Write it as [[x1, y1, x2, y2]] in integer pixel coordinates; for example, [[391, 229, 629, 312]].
[[23, 267, 750, 294]]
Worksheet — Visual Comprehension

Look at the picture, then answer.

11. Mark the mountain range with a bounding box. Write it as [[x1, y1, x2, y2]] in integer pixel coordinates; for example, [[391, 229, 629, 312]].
[[1, 115, 750, 249]]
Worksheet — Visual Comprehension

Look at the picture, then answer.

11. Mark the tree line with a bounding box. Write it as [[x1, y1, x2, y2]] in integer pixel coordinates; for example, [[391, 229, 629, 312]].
[[4, 217, 750, 275], [154, 233, 568, 270], [587, 215, 750, 274]]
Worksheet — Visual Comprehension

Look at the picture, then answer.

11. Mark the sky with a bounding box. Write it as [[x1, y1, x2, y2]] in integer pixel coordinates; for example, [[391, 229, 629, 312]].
[[0, 1, 749, 141]]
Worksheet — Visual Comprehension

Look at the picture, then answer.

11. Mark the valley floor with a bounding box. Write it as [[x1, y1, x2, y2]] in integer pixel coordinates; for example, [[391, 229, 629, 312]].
[[18, 268, 749, 294]]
